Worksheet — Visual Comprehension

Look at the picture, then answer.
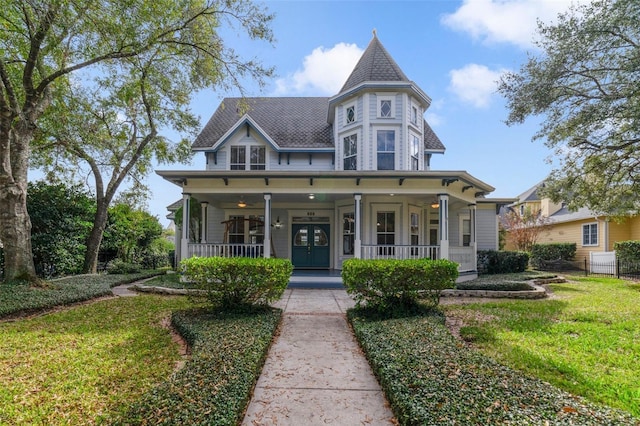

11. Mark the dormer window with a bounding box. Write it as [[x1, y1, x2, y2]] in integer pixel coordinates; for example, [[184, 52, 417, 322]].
[[345, 105, 355, 124]]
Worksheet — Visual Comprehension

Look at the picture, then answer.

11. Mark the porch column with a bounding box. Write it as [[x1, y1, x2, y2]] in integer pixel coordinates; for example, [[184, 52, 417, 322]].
[[469, 203, 477, 267], [354, 193, 362, 259], [263, 193, 272, 258], [180, 193, 191, 262], [200, 201, 208, 244], [438, 194, 449, 260]]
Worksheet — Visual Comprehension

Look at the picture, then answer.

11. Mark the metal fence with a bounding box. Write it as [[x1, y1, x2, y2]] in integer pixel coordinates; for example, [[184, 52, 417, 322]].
[[536, 257, 640, 280]]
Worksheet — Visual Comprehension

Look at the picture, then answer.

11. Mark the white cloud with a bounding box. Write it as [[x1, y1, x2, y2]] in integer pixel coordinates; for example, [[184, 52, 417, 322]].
[[448, 64, 507, 108], [273, 43, 363, 96], [441, 0, 591, 49]]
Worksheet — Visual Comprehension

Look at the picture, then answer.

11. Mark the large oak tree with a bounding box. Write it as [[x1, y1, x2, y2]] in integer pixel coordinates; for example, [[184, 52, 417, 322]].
[[0, 1, 274, 280], [498, 0, 640, 217]]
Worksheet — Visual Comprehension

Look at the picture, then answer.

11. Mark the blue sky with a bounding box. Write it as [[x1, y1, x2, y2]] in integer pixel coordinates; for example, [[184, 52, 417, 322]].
[[151, 0, 587, 226]]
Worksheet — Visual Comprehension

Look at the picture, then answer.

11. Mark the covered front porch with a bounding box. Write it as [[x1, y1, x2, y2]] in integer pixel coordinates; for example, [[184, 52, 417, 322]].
[[160, 171, 497, 280]]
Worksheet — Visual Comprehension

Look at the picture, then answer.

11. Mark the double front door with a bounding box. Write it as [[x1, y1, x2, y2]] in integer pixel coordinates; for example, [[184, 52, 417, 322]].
[[291, 224, 330, 268]]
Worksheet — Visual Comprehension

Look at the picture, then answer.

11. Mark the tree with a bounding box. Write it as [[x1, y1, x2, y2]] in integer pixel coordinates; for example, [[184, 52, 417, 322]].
[[502, 205, 550, 252], [27, 181, 95, 277], [498, 0, 640, 217], [0, 1, 274, 281], [101, 203, 163, 265]]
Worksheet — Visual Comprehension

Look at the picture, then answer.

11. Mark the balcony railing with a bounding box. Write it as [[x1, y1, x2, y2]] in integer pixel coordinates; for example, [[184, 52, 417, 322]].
[[188, 243, 264, 258]]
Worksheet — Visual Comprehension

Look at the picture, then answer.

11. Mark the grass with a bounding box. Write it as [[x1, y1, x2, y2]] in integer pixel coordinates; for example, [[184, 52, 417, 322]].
[[444, 274, 640, 418], [0, 295, 194, 425]]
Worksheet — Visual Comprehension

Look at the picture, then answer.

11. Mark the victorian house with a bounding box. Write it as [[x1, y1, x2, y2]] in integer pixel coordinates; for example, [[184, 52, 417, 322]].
[[158, 34, 511, 281]]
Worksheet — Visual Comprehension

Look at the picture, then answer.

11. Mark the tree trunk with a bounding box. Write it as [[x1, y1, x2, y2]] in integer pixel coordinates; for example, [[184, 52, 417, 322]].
[[83, 199, 110, 274], [0, 181, 37, 281]]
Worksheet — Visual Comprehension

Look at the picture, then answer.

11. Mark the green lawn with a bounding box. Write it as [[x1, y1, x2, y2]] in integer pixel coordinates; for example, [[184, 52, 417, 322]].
[[0, 295, 193, 425], [444, 275, 640, 418]]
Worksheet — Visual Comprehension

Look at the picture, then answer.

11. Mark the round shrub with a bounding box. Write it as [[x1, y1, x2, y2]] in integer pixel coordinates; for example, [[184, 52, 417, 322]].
[[181, 257, 293, 308]]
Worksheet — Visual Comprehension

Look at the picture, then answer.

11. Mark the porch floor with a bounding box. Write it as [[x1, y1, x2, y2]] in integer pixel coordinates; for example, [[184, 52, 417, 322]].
[[289, 269, 344, 289]]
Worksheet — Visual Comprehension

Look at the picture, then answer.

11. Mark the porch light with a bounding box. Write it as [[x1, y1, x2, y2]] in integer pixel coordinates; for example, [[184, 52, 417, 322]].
[[430, 202, 439, 209], [274, 216, 283, 229], [237, 199, 247, 208], [308, 193, 315, 200]]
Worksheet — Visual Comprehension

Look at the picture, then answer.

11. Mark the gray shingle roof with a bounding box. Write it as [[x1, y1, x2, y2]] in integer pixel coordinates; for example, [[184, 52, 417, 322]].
[[424, 120, 445, 151], [193, 97, 333, 150], [340, 34, 410, 93]]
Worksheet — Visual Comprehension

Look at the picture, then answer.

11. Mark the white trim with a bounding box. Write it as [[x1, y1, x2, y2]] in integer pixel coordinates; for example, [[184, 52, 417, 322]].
[[582, 222, 599, 246], [376, 93, 396, 118]]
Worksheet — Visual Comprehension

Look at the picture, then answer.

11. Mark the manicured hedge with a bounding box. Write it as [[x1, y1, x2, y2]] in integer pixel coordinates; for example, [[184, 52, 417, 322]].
[[342, 258, 458, 309], [0, 271, 162, 319], [348, 309, 637, 425], [614, 240, 640, 263], [477, 250, 529, 274], [530, 243, 576, 269], [111, 306, 280, 425], [455, 281, 534, 291], [181, 257, 293, 308]]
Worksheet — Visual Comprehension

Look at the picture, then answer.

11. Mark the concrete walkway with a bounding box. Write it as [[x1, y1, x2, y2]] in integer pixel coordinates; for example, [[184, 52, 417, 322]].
[[242, 289, 397, 425]]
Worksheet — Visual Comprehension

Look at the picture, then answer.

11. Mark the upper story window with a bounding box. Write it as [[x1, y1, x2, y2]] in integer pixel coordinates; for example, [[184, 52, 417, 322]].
[[377, 95, 395, 118], [582, 223, 598, 246], [377, 130, 395, 170], [343, 134, 357, 170], [345, 104, 356, 124], [411, 106, 418, 125], [230, 146, 246, 170], [231, 145, 265, 170], [250, 146, 265, 170], [411, 134, 420, 171]]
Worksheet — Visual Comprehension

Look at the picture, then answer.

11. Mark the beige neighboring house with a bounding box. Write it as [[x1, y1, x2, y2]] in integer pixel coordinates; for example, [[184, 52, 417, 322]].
[[158, 34, 513, 281], [505, 182, 640, 262]]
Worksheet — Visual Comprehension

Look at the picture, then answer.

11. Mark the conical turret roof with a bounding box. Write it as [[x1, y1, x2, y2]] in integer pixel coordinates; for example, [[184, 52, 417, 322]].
[[339, 31, 411, 93]]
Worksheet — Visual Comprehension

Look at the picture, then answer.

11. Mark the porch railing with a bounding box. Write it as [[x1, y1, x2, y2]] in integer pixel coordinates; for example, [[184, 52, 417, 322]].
[[188, 243, 264, 258], [361, 245, 440, 260]]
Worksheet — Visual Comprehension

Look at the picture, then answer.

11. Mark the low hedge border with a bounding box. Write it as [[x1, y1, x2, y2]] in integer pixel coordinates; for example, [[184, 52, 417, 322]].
[[348, 309, 637, 425], [111, 306, 281, 425], [0, 271, 163, 319]]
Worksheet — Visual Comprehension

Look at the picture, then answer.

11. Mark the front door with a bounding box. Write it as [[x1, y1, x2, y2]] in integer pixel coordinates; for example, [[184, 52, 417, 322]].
[[292, 224, 330, 268]]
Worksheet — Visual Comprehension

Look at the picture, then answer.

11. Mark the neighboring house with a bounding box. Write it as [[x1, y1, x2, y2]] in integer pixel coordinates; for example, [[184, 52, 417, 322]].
[[504, 182, 640, 261], [158, 34, 512, 280]]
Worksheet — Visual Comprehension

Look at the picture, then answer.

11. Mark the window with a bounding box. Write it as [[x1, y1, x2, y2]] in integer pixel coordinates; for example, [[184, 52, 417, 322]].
[[377, 95, 395, 118], [411, 106, 418, 125], [230, 145, 265, 170], [411, 135, 420, 171], [228, 215, 245, 244], [345, 105, 355, 124], [410, 212, 420, 248], [343, 212, 355, 255], [377, 212, 395, 256], [230, 146, 246, 170], [380, 100, 391, 117], [343, 134, 357, 170], [583, 223, 598, 246], [250, 146, 265, 170], [377, 130, 395, 170], [248, 215, 264, 244], [462, 219, 471, 247]]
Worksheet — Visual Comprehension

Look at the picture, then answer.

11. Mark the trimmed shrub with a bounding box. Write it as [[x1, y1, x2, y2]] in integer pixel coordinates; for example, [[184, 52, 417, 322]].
[[342, 258, 458, 310], [530, 243, 576, 269], [477, 250, 529, 274], [455, 281, 534, 291], [106, 259, 143, 274], [181, 257, 293, 308], [112, 306, 280, 425], [614, 240, 640, 263]]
